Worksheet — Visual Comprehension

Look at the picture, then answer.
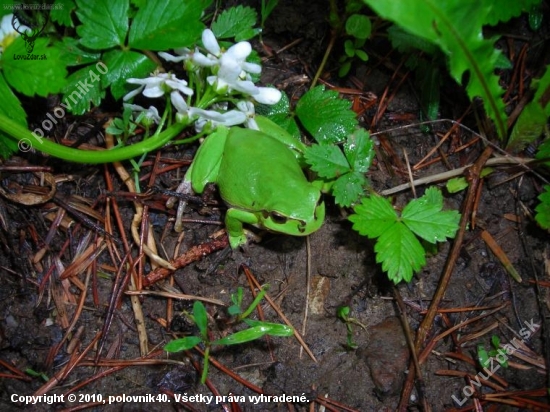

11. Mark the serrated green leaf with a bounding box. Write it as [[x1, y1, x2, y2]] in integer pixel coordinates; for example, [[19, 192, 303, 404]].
[[58, 37, 100, 67], [212, 5, 257, 40], [344, 128, 374, 173], [388, 25, 439, 54], [243, 320, 293, 337], [401, 187, 460, 243], [3, 37, 67, 96], [296, 85, 358, 144], [447, 167, 494, 193], [482, 0, 541, 25], [364, 0, 508, 139], [349, 195, 398, 238], [193, 301, 208, 339], [101, 49, 156, 100], [255, 92, 301, 140], [0, 133, 19, 159], [332, 172, 367, 207], [0, 72, 27, 127], [76, 0, 128, 49], [535, 185, 550, 230], [304, 144, 350, 178], [164, 336, 202, 352], [51, 0, 76, 27], [537, 139, 550, 166], [62, 65, 105, 115], [129, 0, 209, 50], [345, 14, 371, 39], [212, 326, 269, 346], [376, 222, 426, 283], [508, 63, 550, 151]]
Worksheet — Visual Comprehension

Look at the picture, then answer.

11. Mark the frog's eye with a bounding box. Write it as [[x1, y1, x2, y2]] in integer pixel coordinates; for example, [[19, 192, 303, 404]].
[[269, 212, 288, 225]]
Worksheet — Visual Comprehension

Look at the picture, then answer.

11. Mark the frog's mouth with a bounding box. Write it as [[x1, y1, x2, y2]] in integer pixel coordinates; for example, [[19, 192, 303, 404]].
[[262, 201, 325, 236]]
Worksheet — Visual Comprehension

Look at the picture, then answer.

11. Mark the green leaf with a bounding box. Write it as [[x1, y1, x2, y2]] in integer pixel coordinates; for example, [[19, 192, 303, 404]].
[[535, 185, 550, 230], [507, 63, 550, 151], [0, 72, 27, 128], [129, 0, 209, 50], [344, 39, 355, 57], [101, 49, 156, 100], [62, 65, 105, 115], [344, 128, 374, 173], [401, 187, 460, 243], [364, 0, 508, 139], [345, 14, 371, 39], [192, 301, 208, 340], [304, 144, 351, 178], [355, 49, 368, 61], [58, 37, 101, 67], [75, 0, 129, 49], [388, 25, 439, 55], [212, 5, 257, 40], [212, 326, 270, 346], [415, 60, 440, 120], [349, 195, 398, 238], [338, 60, 352, 77], [164, 336, 202, 352], [296, 86, 358, 144], [51, 0, 76, 27], [255, 92, 301, 140], [243, 320, 293, 337], [2, 38, 68, 96], [332, 172, 367, 207], [482, 0, 541, 25], [376, 222, 426, 283]]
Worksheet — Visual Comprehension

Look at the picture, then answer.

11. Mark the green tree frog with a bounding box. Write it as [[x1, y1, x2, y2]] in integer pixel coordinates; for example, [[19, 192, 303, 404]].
[[174, 117, 325, 248]]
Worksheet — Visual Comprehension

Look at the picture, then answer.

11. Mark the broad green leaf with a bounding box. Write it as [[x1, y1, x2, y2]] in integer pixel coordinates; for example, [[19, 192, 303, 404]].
[[0, 72, 27, 127], [129, 0, 209, 50], [344, 128, 374, 173], [76, 0, 128, 49], [508, 63, 550, 151], [296, 86, 358, 144], [62, 65, 105, 115], [212, 326, 269, 346], [375, 222, 425, 283], [482, 0, 541, 25], [401, 187, 460, 243], [164, 336, 202, 352], [304, 144, 350, 178], [446, 168, 494, 193], [243, 320, 293, 337], [1, 1, 12, 18], [535, 185, 550, 230], [193, 301, 208, 339], [58, 37, 101, 67], [345, 14, 371, 39], [3, 37, 67, 96], [212, 5, 257, 40], [255, 92, 302, 140], [51, 0, 76, 27], [364, 0, 508, 139], [349, 195, 398, 238], [101, 49, 156, 100], [332, 172, 367, 207]]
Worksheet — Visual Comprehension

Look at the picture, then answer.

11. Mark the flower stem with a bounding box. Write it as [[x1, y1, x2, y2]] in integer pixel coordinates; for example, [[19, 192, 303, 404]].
[[0, 114, 188, 164]]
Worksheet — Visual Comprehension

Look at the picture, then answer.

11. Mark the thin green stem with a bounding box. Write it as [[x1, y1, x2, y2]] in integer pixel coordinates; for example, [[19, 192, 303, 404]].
[[0, 113, 188, 164]]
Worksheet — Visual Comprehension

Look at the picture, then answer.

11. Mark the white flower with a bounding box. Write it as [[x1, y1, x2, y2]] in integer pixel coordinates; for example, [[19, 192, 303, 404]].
[[192, 108, 247, 132], [158, 47, 192, 63], [123, 103, 161, 125], [124, 72, 193, 101], [236, 101, 259, 130], [0, 14, 28, 54]]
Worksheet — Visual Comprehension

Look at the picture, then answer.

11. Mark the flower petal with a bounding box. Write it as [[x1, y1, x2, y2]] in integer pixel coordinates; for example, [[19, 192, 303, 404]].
[[226, 41, 252, 61], [253, 87, 282, 105], [202, 29, 220, 56]]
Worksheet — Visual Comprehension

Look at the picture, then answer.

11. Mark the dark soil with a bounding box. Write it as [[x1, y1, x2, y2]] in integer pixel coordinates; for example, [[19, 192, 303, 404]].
[[0, 1, 549, 411]]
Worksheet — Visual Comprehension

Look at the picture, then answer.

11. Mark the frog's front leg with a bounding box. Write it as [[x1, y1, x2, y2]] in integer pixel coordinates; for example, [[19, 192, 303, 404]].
[[225, 208, 261, 249]]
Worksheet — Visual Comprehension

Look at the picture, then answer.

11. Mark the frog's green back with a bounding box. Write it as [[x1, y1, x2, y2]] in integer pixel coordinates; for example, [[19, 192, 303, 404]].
[[217, 129, 321, 220]]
